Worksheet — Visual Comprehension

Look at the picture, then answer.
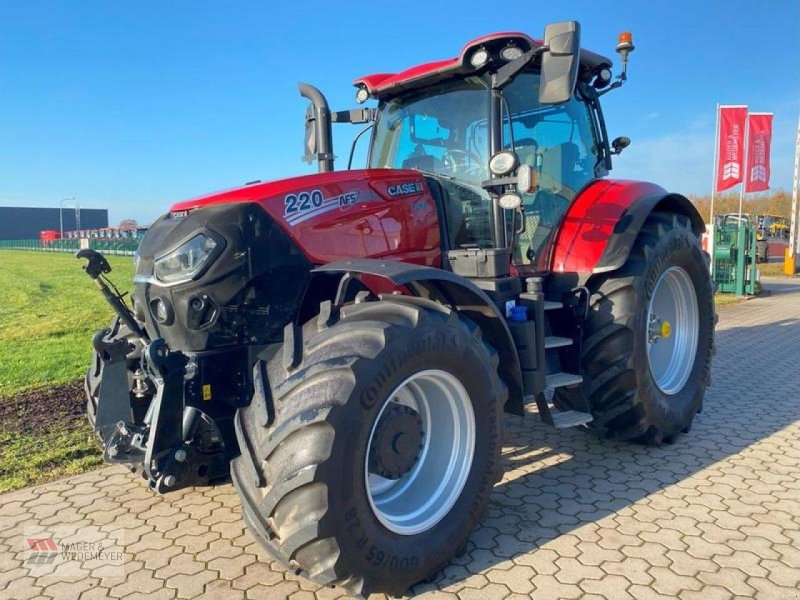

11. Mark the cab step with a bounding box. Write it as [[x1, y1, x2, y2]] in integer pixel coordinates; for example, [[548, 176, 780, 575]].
[[543, 300, 563, 311], [545, 372, 582, 389], [545, 336, 573, 349], [526, 391, 594, 429], [550, 410, 594, 428]]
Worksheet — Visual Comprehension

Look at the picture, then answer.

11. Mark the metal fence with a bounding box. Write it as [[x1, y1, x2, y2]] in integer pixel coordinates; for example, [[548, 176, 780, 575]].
[[0, 238, 139, 256]]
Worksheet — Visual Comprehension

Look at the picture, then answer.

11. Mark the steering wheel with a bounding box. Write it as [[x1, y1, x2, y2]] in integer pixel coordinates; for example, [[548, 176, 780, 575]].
[[442, 149, 485, 176]]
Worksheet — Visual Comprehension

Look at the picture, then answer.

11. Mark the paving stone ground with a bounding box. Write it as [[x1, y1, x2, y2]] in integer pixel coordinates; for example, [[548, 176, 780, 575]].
[[2, 279, 799, 600]]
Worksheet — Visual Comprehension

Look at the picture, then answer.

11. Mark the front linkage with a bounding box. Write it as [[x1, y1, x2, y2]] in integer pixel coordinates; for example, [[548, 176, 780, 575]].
[[79, 250, 228, 492]]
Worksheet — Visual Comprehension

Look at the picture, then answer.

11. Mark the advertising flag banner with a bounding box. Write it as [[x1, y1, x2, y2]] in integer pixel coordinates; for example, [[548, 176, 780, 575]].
[[716, 106, 748, 192], [745, 113, 773, 192]]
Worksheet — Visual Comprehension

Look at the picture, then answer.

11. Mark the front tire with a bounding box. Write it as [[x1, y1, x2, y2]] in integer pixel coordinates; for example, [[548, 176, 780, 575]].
[[231, 296, 505, 597], [554, 212, 715, 443]]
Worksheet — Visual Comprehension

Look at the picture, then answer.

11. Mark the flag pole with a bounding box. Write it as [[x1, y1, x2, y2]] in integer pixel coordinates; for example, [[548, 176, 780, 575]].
[[709, 103, 720, 276], [710, 103, 720, 224], [790, 111, 800, 259], [738, 114, 750, 221]]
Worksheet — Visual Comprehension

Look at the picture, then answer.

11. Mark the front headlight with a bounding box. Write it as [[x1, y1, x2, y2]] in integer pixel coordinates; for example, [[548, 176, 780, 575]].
[[154, 233, 218, 284]]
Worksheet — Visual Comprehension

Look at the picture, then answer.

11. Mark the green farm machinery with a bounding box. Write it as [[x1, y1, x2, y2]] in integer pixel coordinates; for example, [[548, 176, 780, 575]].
[[713, 214, 759, 295]]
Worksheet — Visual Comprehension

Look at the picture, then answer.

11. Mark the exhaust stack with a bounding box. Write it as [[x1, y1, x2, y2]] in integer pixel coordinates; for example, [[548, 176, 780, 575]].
[[299, 83, 334, 173]]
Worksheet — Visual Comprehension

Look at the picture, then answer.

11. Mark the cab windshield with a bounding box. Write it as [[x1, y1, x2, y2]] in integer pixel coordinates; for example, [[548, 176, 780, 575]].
[[369, 78, 490, 185]]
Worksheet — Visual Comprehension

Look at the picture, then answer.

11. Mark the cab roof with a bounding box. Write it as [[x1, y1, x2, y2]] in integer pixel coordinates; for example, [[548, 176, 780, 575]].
[[354, 32, 612, 100]]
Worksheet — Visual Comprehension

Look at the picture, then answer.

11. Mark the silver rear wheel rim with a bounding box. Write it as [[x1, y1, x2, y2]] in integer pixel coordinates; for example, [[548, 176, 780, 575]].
[[646, 266, 699, 395], [365, 369, 476, 535]]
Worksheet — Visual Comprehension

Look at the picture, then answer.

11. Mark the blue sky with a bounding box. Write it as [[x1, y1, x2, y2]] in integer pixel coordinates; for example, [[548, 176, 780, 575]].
[[1, 1, 798, 225]]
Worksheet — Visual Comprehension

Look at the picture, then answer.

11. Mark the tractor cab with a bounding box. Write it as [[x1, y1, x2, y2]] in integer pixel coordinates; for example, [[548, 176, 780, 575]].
[[366, 70, 604, 270], [301, 25, 633, 273]]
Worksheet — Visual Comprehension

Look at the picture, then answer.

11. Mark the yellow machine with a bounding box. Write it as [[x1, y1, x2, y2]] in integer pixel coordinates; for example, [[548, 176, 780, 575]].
[[758, 214, 789, 239]]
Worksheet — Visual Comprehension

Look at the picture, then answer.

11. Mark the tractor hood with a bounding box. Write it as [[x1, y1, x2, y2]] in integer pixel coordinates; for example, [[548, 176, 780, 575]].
[[169, 169, 418, 214], [168, 168, 442, 266], [133, 167, 442, 351]]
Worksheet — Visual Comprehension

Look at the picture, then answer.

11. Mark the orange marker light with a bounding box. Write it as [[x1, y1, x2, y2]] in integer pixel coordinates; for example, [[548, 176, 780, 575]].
[[616, 31, 635, 56]]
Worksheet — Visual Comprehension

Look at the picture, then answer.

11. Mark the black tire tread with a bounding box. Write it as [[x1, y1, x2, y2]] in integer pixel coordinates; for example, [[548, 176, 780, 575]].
[[554, 212, 715, 443], [232, 296, 505, 596]]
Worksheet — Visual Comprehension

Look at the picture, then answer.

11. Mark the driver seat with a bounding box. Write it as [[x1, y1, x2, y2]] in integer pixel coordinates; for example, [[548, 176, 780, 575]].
[[539, 142, 580, 200]]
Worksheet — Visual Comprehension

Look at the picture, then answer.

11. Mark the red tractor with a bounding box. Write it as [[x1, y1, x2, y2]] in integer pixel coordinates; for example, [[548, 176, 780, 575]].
[[80, 22, 714, 597]]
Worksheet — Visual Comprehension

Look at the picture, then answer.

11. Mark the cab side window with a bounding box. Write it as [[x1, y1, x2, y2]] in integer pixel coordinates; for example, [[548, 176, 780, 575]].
[[502, 73, 599, 266]]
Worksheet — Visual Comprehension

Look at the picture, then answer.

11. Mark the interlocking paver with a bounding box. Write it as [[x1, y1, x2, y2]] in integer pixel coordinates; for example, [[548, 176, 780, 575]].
[[599, 557, 653, 586], [696, 568, 755, 596], [579, 574, 635, 599], [553, 556, 604, 584], [207, 553, 256, 580], [3, 576, 43, 599], [107, 569, 162, 598], [485, 564, 535, 594], [165, 569, 218, 598], [528, 573, 582, 599], [1, 280, 799, 599]]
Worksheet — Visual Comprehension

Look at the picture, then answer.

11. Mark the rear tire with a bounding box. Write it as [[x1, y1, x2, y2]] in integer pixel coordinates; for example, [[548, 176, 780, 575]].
[[756, 239, 769, 263], [231, 296, 505, 597], [554, 212, 715, 443]]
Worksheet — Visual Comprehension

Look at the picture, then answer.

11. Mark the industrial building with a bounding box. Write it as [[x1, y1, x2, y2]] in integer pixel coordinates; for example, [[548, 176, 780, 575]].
[[0, 206, 109, 241]]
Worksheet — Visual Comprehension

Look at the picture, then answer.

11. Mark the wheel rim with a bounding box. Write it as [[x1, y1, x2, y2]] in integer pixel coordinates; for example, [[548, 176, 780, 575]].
[[365, 369, 476, 535], [646, 266, 699, 395]]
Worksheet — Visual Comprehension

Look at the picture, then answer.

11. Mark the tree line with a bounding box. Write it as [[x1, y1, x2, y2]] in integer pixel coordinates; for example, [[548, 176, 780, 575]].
[[690, 190, 793, 223]]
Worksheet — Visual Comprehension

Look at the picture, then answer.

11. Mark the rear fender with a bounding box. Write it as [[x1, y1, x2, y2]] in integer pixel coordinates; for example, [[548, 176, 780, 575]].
[[308, 259, 525, 416], [551, 179, 705, 275]]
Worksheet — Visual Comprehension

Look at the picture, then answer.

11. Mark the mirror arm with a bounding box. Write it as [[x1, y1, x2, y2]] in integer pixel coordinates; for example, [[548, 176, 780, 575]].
[[332, 108, 377, 124], [492, 46, 547, 90]]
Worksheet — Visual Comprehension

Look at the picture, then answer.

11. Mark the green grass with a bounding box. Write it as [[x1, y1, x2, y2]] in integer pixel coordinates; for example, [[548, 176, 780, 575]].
[[759, 262, 796, 278], [714, 292, 747, 307], [0, 251, 132, 396], [0, 250, 134, 492], [0, 426, 104, 494]]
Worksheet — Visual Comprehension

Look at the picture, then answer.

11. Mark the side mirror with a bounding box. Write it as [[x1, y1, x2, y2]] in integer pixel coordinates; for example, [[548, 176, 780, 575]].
[[539, 21, 581, 105], [611, 136, 631, 155]]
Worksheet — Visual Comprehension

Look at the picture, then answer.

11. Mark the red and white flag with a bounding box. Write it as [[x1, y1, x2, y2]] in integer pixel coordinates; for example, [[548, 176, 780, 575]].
[[744, 113, 773, 192], [715, 105, 748, 192]]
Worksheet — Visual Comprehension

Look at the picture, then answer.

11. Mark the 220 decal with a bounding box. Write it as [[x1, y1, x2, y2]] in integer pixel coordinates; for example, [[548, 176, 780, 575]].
[[284, 190, 324, 215]]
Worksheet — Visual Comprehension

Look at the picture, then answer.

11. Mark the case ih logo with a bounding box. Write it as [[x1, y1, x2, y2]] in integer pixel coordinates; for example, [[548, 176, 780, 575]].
[[26, 538, 59, 565], [721, 162, 740, 181], [387, 182, 424, 197]]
